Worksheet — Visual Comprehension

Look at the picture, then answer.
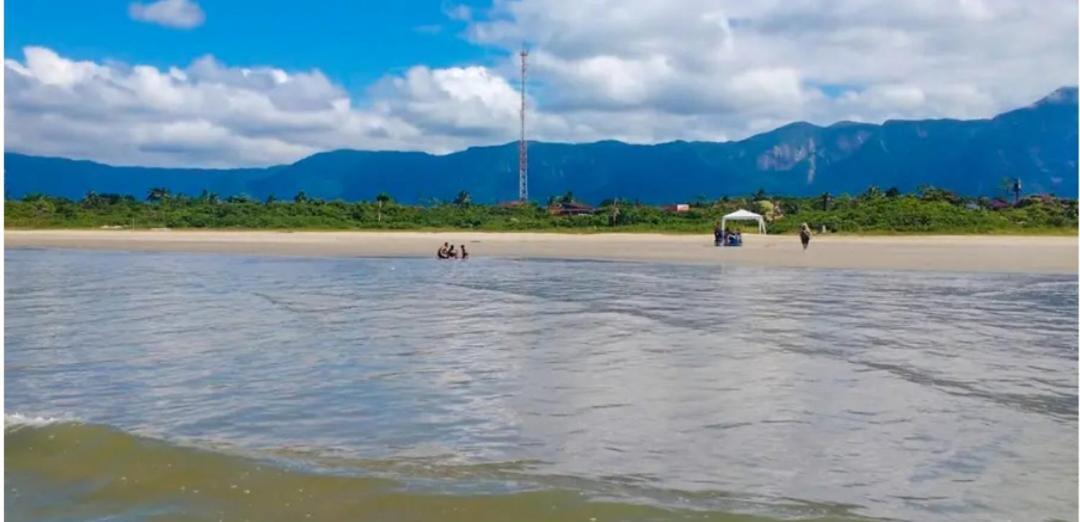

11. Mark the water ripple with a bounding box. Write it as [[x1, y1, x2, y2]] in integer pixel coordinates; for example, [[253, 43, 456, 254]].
[[5, 249, 1077, 522]]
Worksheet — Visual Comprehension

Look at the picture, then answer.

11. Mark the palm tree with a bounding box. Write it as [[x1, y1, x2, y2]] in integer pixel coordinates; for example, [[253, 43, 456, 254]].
[[453, 190, 471, 206], [559, 191, 575, 204], [82, 191, 102, 208], [145, 187, 172, 227], [147, 187, 171, 203], [294, 191, 309, 204], [375, 192, 392, 222], [199, 190, 220, 205], [820, 192, 832, 211]]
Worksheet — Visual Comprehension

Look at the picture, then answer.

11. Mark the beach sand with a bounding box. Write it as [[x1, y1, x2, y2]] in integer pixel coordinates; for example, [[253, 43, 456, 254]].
[[5, 229, 1077, 273]]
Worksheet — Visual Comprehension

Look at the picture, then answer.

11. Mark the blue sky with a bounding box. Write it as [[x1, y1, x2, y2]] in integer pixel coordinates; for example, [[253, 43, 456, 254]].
[[6, 1, 498, 99], [5, 0, 1077, 167]]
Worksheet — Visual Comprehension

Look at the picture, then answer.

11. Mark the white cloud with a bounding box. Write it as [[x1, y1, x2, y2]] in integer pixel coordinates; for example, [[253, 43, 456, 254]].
[[373, 65, 521, 138], [445, 4, 472, 22], [6, 46, 105, 88], [470, 0, 1076, 132], [4, 47, 526, 167], [130, 0, 205, 29], [6, 1, 1078, 167]]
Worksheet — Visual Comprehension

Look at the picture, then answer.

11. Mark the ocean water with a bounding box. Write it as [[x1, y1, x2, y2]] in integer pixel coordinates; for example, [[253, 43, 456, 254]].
[[5, 248, 1077, 522]]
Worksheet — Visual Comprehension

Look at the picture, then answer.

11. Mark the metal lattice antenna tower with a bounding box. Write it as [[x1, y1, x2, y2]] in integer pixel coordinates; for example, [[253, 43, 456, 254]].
[[518, 47, 528, 202]]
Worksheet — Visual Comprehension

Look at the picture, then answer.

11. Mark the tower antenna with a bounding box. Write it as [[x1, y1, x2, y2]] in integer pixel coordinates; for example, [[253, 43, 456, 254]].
[[518, 46, 528, 202]]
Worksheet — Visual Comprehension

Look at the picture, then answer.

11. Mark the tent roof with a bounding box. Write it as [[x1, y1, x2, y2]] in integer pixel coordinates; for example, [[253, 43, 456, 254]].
[[722, 209, 763, 220]]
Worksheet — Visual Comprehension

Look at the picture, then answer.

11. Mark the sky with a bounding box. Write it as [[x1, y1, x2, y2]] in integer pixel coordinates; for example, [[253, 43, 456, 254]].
[[4, 0, 1078, 167]]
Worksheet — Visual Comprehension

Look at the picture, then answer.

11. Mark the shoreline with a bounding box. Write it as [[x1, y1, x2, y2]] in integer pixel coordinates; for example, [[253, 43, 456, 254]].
[[6, 229, 1078, 274]]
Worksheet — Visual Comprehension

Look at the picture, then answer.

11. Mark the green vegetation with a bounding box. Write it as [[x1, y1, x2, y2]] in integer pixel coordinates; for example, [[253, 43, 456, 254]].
[[5, 186, 1077, 234]]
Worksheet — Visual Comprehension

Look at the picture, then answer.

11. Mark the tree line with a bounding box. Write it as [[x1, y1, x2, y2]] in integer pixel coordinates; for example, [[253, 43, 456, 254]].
[[6, 185, 1076, 234]]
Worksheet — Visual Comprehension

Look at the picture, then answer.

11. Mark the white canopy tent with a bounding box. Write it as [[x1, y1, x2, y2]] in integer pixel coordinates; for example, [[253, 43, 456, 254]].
[[721, 209, 766, 235]]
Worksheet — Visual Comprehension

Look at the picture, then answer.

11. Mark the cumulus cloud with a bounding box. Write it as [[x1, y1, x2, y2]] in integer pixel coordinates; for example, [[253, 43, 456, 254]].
[[6, 1, 1078, 167], [4, 46, 529, 167], [130, 0, 205, 29], [469, 0, 1077, 136], [373, 65, 521, 138]]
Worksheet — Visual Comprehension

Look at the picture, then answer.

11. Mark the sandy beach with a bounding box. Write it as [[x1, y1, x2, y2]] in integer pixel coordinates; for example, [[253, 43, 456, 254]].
[[5, 229, 1077, 273]]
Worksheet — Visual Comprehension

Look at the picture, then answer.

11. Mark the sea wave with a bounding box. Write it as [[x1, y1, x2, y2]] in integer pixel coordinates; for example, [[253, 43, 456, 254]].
[[5, 418, 874, 522], [4, 412, 82, 429]]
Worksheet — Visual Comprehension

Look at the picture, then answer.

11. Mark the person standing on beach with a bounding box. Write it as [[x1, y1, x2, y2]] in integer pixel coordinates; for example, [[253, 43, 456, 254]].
[[460, 245, 469, 260], [799, 223, 812, 250]]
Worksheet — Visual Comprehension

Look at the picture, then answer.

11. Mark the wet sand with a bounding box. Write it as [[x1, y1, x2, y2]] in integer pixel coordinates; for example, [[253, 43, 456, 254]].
[[5, 229, 1077, 273]]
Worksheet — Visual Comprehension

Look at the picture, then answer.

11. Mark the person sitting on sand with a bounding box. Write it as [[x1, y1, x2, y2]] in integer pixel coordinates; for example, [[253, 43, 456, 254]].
[[447, 244, 458, 259], [799, 223, 812, 250], [460, 245, 469, 260]]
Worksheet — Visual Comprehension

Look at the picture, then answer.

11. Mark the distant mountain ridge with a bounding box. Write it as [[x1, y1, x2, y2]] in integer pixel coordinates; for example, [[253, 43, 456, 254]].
[[5, 87, 1077, 203]]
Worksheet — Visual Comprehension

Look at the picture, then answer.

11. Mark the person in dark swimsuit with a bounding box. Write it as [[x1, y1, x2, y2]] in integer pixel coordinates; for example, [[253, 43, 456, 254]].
[[460, 245, 469, 260], [447, 244, 458, 259], [799, 223, 812, 250]]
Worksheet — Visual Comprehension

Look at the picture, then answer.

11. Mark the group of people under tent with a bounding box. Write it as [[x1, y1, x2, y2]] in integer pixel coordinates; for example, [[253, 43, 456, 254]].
[[712, 221, 814, 250]]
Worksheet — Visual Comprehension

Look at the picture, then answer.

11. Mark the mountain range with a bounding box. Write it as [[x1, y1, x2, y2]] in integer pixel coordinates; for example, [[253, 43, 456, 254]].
[[5, 87, 1077, 204]]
